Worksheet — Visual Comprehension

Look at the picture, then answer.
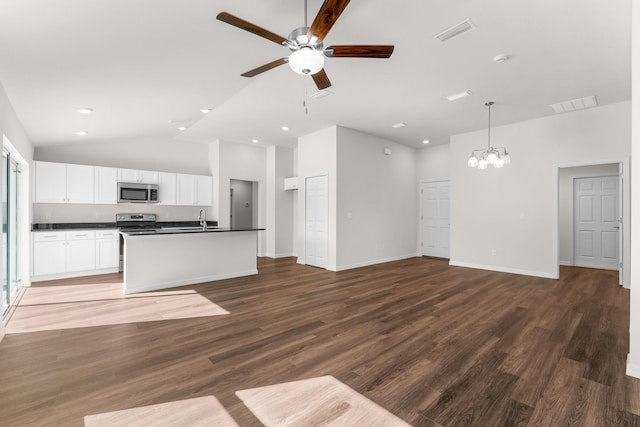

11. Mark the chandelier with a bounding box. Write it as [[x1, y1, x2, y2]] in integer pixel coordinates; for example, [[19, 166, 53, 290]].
[[467, 101, 511, 169]]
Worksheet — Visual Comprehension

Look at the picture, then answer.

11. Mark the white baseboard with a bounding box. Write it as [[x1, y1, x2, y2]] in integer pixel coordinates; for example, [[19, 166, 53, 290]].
[[448, 260, 557, 279], [627, 356, 640, 379], [274, 252, 295, 259], [559, 260, 573, 266], [335, 253, 418, 272], [32, 267, 120, 283], [124, 269, 258, 294]]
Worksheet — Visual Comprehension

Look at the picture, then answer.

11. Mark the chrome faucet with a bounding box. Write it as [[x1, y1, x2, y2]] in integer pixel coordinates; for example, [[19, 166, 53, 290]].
[[198, 209, 206, 230]]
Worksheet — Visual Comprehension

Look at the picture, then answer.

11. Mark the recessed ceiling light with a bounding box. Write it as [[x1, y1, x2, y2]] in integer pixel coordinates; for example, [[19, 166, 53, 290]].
[[391, 122, 406, 129], [76, 108, 93, 114], [178, 126, 188, 131], [251, 139, 259, 143], [75, 130, 88, 136], [281, 126, 289, 131], [200, 108, 212, 114], [446, 90, 471, 101], [423, 140, 430, 144]]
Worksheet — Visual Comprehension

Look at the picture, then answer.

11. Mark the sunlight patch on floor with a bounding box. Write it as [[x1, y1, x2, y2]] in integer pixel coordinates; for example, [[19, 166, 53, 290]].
[[6, 284, 228, 334], [236, 375, 411, 427], [84, 396, 238, 427]]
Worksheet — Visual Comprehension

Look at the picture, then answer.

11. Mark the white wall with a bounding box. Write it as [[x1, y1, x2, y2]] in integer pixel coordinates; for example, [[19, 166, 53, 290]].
[[558, 163, 619, 265], [295, 126, 337, 267], [335, 127, 417, 270], [627, 0, 640, 379], [210, 140, 267, 255], [450, 101, 631, 278], [35, 137, 210, 175], [266, 146, 294, 258], [417, 143, 450, 182]]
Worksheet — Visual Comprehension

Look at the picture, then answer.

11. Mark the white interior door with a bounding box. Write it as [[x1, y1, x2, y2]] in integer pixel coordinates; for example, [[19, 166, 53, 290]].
[[305, 175, 328, 268], [574, 176, 619, 270], [421, 180, 450, 258]]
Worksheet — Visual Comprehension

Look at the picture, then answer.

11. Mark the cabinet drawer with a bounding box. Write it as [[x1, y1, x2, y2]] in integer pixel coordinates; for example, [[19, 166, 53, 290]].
[[66, 230, 96, 240], [32, 231, 65, 242], [96, 230, 119, 239]]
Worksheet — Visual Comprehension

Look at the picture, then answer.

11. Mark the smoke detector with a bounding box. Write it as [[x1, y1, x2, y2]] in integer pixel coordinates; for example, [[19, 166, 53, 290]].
[[493, 54, 509, 64]]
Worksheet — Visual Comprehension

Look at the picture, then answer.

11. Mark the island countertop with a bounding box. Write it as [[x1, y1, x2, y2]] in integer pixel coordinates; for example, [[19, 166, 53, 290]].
[[120, 227, 265, 237]]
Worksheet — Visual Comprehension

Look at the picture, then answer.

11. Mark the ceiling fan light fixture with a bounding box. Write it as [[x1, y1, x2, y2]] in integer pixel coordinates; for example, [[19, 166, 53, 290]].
[[289, 48, 324, 75]]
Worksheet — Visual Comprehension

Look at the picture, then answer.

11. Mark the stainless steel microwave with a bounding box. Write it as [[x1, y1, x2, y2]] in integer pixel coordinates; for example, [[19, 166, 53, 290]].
[[117, 182, 159, 203]]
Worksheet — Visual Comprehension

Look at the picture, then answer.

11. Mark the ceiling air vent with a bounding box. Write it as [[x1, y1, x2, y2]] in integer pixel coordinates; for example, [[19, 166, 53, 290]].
[[434, 19, 476, 42], [550, 95, 598, 114]]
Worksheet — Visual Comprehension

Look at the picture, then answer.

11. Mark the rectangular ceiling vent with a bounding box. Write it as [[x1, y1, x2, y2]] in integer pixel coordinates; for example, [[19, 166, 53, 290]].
[[550, 95, 598, 114], [434, 19, 476, 42], [309, 89, 332, 100]]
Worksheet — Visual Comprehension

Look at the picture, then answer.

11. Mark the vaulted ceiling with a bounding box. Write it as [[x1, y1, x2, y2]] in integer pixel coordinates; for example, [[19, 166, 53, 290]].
[[0, 0, 631, 149]]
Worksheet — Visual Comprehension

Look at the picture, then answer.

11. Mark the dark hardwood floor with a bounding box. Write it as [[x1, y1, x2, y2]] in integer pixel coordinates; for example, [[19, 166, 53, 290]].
[[0, 257, 639, 426]]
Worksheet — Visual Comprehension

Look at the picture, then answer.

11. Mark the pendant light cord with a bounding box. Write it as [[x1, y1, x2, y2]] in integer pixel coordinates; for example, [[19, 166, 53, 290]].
[[304, 0, 308, 28], [486, 101, 494, 150]]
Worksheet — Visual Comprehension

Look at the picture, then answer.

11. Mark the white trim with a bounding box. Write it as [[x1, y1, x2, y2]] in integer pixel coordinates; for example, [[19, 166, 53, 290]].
[[553, 158, 630, 288], [335, 253, 418, 272], [626, 356, 640, 379], [449, 260, 557, 279], [559, 260, 572, 266], [124, 269, 258, 294]]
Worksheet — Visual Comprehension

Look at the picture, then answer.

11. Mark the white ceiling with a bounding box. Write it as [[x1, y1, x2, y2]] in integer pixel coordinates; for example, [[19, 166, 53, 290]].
[[0, 0, 631, 149]]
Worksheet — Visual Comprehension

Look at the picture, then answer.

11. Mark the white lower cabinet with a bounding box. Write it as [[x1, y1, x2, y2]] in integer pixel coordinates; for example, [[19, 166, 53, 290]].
[[96, 230, 119, 269], [33, 232, 67, 276], [32, 230, 119, 280]]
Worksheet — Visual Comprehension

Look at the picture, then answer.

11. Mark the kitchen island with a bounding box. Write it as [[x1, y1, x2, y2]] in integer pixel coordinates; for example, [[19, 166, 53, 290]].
[[121, 227, 263, 294]]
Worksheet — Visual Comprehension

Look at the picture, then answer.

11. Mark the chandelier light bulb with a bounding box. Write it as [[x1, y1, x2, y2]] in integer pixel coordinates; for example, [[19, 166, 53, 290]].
[[494, 157, 505, 168], [486, 151, 497, 164], [478, 158, 488, 169], [468, 155, 478, 168], [289, 48, 325, 75]]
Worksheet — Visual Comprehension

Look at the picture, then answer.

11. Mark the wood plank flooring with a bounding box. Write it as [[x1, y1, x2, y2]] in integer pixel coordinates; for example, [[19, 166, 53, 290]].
[[0, 257, 638, 426]]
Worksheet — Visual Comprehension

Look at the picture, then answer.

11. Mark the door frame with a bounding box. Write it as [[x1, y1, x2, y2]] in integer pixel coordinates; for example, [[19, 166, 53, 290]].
[[419, 179, 450, 258], [553, 158, 630, 288]]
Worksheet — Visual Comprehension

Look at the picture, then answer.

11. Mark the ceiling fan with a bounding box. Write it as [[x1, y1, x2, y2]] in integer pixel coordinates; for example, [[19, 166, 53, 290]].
[[216, 0, 394, 90]]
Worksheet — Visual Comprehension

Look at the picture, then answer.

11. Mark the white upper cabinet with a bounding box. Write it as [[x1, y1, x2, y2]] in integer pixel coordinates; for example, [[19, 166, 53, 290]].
[[195, 175, 212, 206], [34, 161, 67, 203], [118, 168, 159, 184], [34, 161, 213, 207], [94, 166, 118, 204], [176, 174, 195, 206], [34, 161, 94, 204], [177, 174, 212, 206], [158, 172, 177, 205]]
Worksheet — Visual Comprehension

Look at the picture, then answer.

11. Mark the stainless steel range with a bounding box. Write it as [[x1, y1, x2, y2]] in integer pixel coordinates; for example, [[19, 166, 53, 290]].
[[116, 213, 160, 271], [116, 213, 159, 232]]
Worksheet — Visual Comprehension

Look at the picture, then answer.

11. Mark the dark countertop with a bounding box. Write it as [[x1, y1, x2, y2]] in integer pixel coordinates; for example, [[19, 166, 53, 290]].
[[32, 220, 218, 232], [121, 227, 264, 236]]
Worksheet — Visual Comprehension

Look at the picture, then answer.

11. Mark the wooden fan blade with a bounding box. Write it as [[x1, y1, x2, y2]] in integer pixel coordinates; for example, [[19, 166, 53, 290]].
[[217, 12, 287, 45], [325, 45, 394, 58], [307, 0, 351, 42], [312, 69, 332, 90], [241, 58, 288, 78]]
